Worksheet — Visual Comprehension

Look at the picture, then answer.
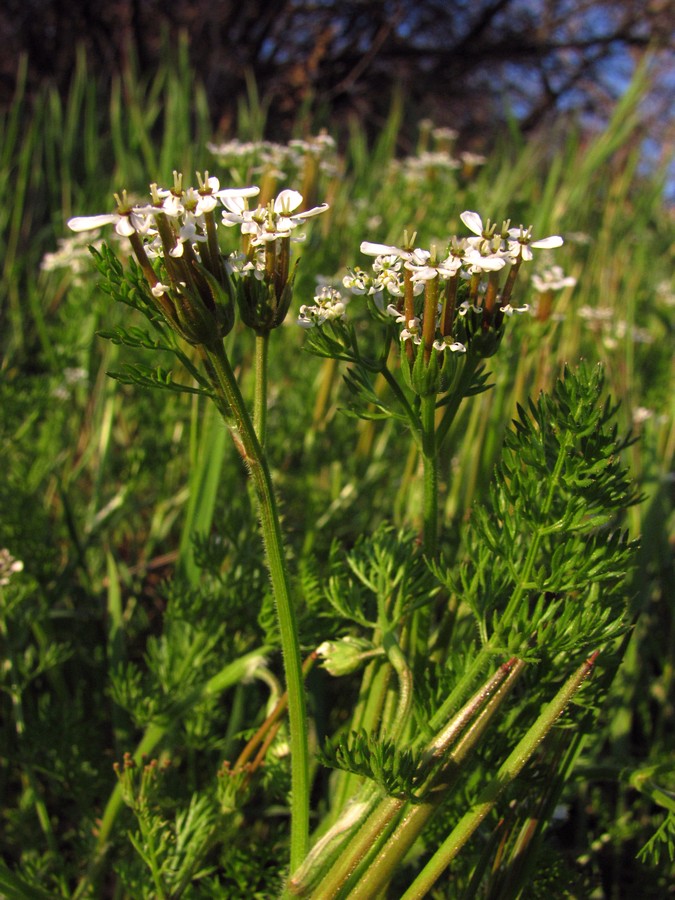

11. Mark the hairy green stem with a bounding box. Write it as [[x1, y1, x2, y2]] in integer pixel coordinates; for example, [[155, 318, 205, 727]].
[[420, 394, 438, 556], [400, 653, 598, 898], [202, 342, 309, 872], [254, 331, 269, 445], [305, 661, 521, 899], [345, 660, 525, 899]]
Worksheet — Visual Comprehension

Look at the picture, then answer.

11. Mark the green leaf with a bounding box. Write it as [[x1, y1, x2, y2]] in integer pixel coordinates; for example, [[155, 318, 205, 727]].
[[97, 324, 174, 351], [107, 363, 214, 397]]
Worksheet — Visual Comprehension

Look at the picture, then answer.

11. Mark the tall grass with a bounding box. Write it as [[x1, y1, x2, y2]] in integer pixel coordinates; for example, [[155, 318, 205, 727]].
[[0, 44, 672, 897]]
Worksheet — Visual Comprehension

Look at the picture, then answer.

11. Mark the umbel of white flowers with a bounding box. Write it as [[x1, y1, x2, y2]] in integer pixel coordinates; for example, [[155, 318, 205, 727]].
[[332, 211, 563, 360], [68, 173, 329, 344]]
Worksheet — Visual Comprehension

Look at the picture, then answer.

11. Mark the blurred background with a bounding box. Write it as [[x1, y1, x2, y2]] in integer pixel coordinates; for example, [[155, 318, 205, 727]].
[[1, 0, 673, 166]]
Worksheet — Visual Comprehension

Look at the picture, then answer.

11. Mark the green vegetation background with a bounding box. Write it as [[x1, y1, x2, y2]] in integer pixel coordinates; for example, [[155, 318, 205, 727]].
[[0, 44, 672, 897]]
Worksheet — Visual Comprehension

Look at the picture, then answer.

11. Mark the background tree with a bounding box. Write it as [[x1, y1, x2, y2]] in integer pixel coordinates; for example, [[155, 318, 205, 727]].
[[1, 0, 672, 152]]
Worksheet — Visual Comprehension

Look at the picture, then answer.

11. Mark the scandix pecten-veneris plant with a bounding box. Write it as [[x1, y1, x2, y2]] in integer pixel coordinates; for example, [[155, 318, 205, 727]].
[[57, 156, 642, 898]]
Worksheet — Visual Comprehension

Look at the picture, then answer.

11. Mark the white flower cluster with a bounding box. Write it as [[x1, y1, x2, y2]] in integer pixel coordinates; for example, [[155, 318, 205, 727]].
[[578, 306, 654, 348], [68, 176, 328, 281], [531, 265, 577, 293], [298, 287, 349, 328], [207, 133, 339, 179], [221, 187, 328, 248], [390, 122, 487, 183], [391, 151, 461, 182], [0, 549, 23, 587], [41, 232, 124, 285], [342, 211, 562, 352]]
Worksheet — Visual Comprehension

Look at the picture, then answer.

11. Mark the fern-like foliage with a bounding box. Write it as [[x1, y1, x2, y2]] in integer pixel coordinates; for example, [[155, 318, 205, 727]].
[[318, 730, 429, 800], [90, 243, 214, 397], [436, 363, 640, 661], [324, 523, 438, 628]]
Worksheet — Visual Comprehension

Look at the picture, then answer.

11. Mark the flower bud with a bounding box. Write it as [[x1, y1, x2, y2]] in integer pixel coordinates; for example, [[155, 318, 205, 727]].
[[316, 636, 380, 677]]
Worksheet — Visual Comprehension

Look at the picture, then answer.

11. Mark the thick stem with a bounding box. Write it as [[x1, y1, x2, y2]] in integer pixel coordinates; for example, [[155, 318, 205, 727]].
[[345, 660, 525, 899], [405, 393, 438, 679], [314, 660, 523, 900], [201, 343, 310, 872], [400, 653, 598, 899], [254, 331, 269, 445], [420, 394, 438, 557]]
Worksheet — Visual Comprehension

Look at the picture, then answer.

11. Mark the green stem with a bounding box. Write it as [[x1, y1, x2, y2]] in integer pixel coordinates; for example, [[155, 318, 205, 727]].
[[254, 331, 269, 445], [201, 342, 309, 872], [435, 354, 479, 449], [400, 653, 598, 899], [310, 795, 407, 900], [406, 393, 438, 679], [420, 394, 438, 557], [329, 655, 391, 824], [382, 633, 414, 741], [345, 660, 525, 899], [311, 660, 522, 899], [380, 365, 422, 445]]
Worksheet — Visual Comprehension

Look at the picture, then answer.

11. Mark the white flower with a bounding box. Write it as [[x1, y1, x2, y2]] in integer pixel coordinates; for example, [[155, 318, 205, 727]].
[[632, 406, 653, 425], [459, 151, 487, 167], [343, 268, 370, 294], [433, 337, 467, 353], [400, 317, 422, 343], [68, 205, 149, 237], [457, 300, 482, 316], [169, 221, 207, 257], [531, 266, 577, 292], [578, 306, 613, 321], [298, 287, 348, 327], [462, 245, 506, 274], [219, 186, 261, 212], [406, 252, 463, 283], [459, 212, 509, 269], [0, 549, 23, 587], [506, 224, 563, 262], [372, 254, 402, 275], [431, 126, 458, 142], [359, 242, 428, 267], [360, 241, 403, 257], [499, 303, 530, 316], [223, 189, 327, 245], [460, 210, 490, 238], [386, 304, 405, 324]]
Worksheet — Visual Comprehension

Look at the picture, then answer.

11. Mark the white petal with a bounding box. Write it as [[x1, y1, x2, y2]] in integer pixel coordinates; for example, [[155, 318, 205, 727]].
[[291, 203, 329, 219], [410, 266, 439, 281], [460, 211, 483, 236], [274, 189, 303, 213], [162, 196, 183, 217], [115, 217, 138, 237], [197, 194, 218, 214], [531, 235, 563, 249], [360, 241, 400, 256], [67, 214, 118, 232], [218, 186, 260, 200]]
